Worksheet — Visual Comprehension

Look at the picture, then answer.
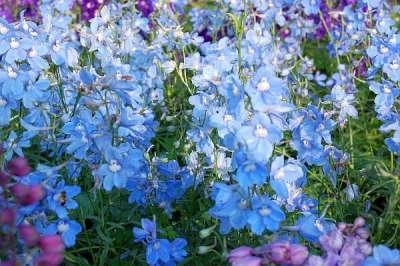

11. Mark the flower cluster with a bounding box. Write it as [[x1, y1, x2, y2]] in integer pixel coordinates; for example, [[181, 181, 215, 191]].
[[227, 217, 398, 266], [365, 4, 400, 160], [133, 218, 188, 266], [228, 241, 309, 266], [0, 0, 399, 265], [0, 157, 64, 266], [0, 0, 40, 22], [306, 217, 372, 265]]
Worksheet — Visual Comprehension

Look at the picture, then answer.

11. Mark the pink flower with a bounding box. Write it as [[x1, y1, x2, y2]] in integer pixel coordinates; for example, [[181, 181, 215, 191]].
[[229, 246, 253, 259], [228, 246, 262, 266], [288, 244, 309, 265], [10, 183, 45, 206], [230, 256, 262, 266], [0, 208, 15, 226], [18, 224, 40, 247], [38, 235, 65, 254], [34, 252, 64, 266], [8, 157, 31, 177]]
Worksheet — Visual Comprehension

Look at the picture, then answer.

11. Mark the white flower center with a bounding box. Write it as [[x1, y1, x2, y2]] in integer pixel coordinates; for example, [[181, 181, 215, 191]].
[[244, 163, 256, 172], [379, 44, 389, 54], [75, 123, 84, 131], [22, 22, 29, 31], [275, 169, 285, 179], [232, 86, 240, 96], [10, 38, 19, 49], [116, 71, 122, 80], [7, 67, 17, 78], [223, 114, 233, 123], [389, 36, 397, 45], [95, 32, 104, 41], [257, 78, 270, 92], [302, 139, 311, 148], [29, 29, 38, 37], [238, 199, 249, 209], [81, 135, 88, 144], [57, 221, 70, 233], [0, 98, 7, 107], [53, 40, 61, 52], [315, 219, 324, 231], [390, 60, 399, 70], [383, 86, 391, 94], [0, 25, 8, 34], [259, 207, 271, 216], [254, 124, 268, 138], [29, 48, 37, 58], [109, 160, 121, 172]]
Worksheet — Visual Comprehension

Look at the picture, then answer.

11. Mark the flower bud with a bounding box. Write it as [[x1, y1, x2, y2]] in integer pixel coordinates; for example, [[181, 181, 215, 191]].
[[268, 241, 289, 263], [338, 222, 347, 231], [199, 224, 216, 239], [320, 230, 343, 252], [39, 235, 65, 254], [34, 252, 64, 266], [228, 246, 253, 260], [0, 171, 10, 187], [288, 244, 309, 265], [198, 245, 214, 254], [355, 227, 369, 239], [11, 184, 45, 205], [230, 256, 262, 266], [19, 224, 40, 247], [353, 217, 366, 229], [8, 157, 31, 177], [0, 207, 15, 226], [358, 242, 372, 256], [0, 259, 16, 266]]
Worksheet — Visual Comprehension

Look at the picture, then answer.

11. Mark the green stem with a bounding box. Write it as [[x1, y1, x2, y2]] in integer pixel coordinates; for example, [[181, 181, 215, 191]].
[[348, 118, 354, 170]]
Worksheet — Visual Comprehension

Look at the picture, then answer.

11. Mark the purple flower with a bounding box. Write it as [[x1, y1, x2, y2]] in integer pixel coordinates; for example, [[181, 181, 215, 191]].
[[136, 0, 154, 18]]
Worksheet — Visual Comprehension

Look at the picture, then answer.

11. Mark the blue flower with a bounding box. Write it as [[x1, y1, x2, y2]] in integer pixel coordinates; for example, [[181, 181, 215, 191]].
[[245, 67, 292, 113], [0, 34, 33, 64], [296, 214, 334, 243], [146, 239, 171, 265], [96, 144, 142, 191], [2, 131, 31, 160], [383, 56, 400, 82], [62, 115, 97, 160], [47, 180, 81, 218], [237, 113, 283, 163], [169, 238, 187, 263], [301, 0, 320, 15], [366, 36, 392, 68], [209, 183, 251, 233], [22, 78, 51, 109], [44, 219, 83, 247], [0, 66, 30, 100], [362, 0, 381, 8], [235, 160, 269, 188], [0, 92, 17, 126], [133, 218, 187, 265], [247, 196, 285, 235], [26, 42, 50, 71], [329, 84, 358, 125], [133, 218, 157, 242], [369, 80, 400, 119], [362, 245, 400, 266], [270, 156, 306, 199]]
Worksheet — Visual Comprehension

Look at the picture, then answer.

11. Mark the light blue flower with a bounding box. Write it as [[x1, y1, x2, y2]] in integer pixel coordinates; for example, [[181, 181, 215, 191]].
[[362, 245, 400, 266]]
